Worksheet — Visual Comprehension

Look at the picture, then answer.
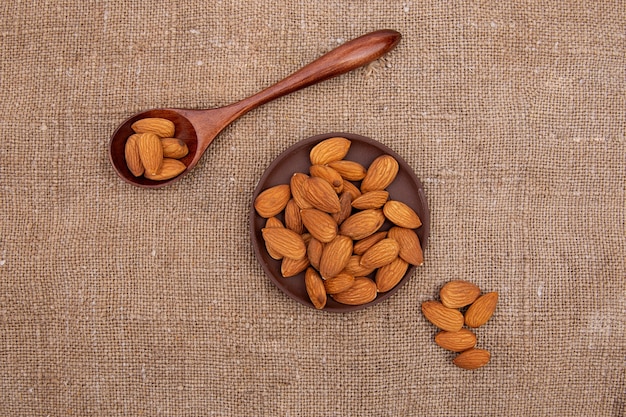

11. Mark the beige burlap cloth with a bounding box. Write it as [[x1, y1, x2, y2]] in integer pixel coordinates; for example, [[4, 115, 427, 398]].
[[1, 1, 624, 416]]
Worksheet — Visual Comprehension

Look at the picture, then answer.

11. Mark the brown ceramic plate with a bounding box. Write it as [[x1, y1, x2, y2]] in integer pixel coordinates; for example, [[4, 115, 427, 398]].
[[250, 132, 430, 312]]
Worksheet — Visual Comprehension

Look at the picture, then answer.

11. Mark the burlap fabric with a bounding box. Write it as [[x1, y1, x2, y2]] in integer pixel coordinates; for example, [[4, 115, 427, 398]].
[[1, 1, 624, 416]]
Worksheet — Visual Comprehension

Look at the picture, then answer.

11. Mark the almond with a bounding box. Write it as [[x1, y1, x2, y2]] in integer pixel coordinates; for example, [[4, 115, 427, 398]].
[[305, 267, 327, 309], [383, 200, 422, 229], [342, 255, 375, 277], [160, 137, 189, 159], [387, 227, 424, 266], [464, 292, 498, 328], [290, 173, 313, 210], [261, 227, 307, 260], [360, 238, 400, 269], [341, 180, 362, 201], [327, 160, 367, 181], [284, 199, 304, 234], [131, 117, 175, 138], [439, 280, 481, 309], [281, 256, 310, 278], [375, 256, 408, 292], [264, 217, 284, 260], [309, 164, 344, 193], [421, 300, 464, 332], [332, 191, 353, 225], [353, 231, 387, 255], [319, 235, 353, 279], [323, 272, 355, 295], [452, 348, 491, 370], [309, 137, 351, 165], [351, 190, 389, 210], [360, 154, 399, 192], [303, 176, 341, 213], [434, 329, 477, 352], [124, 134, 144, 177], [144, 158, 186, 181], [300, 208, 338, 243], [254, 184, 291, 218], [339, 209, 385, 240], [137, 132, 164, 176], [331, 277, 377, 306], [306, 237, 324, 270]]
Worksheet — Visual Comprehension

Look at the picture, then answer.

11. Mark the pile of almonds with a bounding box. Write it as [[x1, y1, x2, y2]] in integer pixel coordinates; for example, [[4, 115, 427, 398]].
[[421, 280, 498, 370], [124, 117, 189, 181], [254, 137, 425, 309]]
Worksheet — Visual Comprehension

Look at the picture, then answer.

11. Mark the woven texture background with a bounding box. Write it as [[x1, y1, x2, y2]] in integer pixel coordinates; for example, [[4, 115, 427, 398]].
[[1, 1, 624, 416]]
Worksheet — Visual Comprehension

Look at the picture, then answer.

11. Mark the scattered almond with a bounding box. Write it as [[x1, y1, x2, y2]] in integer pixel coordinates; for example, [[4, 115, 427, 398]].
[[434, 329, 477, 352], [452, 348, 491, 370], [422, 281, 498, 370], [300, 208, 338, 243], [464, 292, 499, 328], [439, 280, 481, 309], [421, 300, 464, 332]]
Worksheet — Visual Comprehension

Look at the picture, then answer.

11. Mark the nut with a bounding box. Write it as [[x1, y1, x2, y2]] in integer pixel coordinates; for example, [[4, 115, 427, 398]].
[[161, 137, 189, 159], [319, 235, 353, 279], [309, 137, 351, 165], [375, 256, 408, 293], [434, 329, 477, 352], [300, 208, 338, 243], [254, 184, 291, 218], [131, 117, 175, 138], [137, 132, 164, 176], [331, 277, 377, 306], [383, 200, 422, 229], [464, 292, 499, 328], [360, 154, 399, 192], [303, 176, 342, 213], [421, 300, 464, 332], [452, 348, 491, 370], [387, 227, 424, 266], [144, 158, 186, 181], [305, 267, 327, 309], [261, 227, 307, 260], [359, 238, 400, 269], [124, 134, 144, 177], [351, 190, 389, 210], [327, 160, 367, 181], [439, 280, 481, 309], [339, 209, 385, 240]]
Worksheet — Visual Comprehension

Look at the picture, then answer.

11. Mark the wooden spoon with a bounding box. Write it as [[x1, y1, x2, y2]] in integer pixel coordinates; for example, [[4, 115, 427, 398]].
[[108, 29, 401, 188]]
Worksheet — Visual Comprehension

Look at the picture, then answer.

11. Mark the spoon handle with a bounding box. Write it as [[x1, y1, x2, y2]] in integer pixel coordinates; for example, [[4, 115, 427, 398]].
[[226, 29, 401, 120]]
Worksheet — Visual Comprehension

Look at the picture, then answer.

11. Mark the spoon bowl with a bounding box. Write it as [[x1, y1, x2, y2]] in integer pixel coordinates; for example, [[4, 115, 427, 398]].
[[108, 29, 402, 188]]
